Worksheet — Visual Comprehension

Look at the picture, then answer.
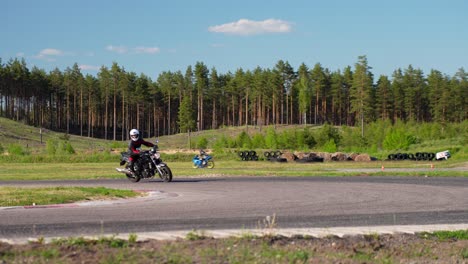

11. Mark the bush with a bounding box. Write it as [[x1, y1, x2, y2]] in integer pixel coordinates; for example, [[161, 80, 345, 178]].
[[265, 127, 278, 149], [322, 139, 337, 152], [57, 141, 75, 155], [303, 128, 316, 149], [383, 129, 417, 151], [46, 139, 57, 155], [196, 137, 208, 149], [7, 144, 29, 156], [236, 131, 251, 148], [278, 131, 297, 149], [251, 133, 266, 149], [316, 123, 341, 147], [213, 135, 229, 152]]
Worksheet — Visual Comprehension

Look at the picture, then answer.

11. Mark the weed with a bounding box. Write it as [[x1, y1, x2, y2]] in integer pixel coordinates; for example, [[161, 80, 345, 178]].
[[185, 229, 207, 241], [40, 248, 59, 259], [239, 231, 258, 240], [288, 249, 310, 263], [462, 248, 468, 259], [128, 233, 138, 244], [258, 214, 277, 230]]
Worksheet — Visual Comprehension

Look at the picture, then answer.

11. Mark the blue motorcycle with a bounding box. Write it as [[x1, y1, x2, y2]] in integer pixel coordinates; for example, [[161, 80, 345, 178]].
[[192, 151, 214, 169]]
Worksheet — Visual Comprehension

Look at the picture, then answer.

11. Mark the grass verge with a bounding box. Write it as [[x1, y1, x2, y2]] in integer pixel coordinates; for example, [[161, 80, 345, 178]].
[[0, 160, 466, 181], [0, 186, 140, 207]]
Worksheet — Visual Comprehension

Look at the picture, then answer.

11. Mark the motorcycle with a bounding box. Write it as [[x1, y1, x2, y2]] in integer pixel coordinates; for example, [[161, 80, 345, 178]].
[[192, 152, 214, 169], [116, 141, 173, 182]]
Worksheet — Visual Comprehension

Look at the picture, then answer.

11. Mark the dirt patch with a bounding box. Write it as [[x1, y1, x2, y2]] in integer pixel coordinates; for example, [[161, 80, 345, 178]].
[[1, 233, 467, 263]]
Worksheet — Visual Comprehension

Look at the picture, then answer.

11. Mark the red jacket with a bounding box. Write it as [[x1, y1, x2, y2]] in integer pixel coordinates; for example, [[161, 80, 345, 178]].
[[128, 138, 154, 154]]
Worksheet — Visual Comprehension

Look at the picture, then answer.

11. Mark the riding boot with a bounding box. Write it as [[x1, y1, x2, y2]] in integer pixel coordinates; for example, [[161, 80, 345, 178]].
[[128, 161, 135, 174]]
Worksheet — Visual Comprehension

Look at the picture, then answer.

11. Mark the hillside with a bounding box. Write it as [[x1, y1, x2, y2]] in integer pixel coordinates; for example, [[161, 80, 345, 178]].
[[1, 117, 466, 164], [0, 117, 115, 154], [0, 117, 321, 154]]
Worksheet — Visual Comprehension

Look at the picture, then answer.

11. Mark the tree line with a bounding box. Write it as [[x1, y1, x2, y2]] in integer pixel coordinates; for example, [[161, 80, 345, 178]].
[[0, 55, 466, 141]]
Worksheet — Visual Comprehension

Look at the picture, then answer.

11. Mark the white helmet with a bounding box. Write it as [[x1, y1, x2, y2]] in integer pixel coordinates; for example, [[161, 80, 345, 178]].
[[129, 129, 140, 141]]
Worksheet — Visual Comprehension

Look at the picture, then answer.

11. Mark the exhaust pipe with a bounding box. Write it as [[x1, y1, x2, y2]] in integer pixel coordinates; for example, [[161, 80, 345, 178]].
[[116, 168, 131, 174]]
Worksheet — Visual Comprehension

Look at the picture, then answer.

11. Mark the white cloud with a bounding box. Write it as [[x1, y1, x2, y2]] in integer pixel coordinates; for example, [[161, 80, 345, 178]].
[[40, 48, 64, 56], [106, 45, 128, 54], [33, 48, 65, 61], [133, 46, 160, 54], [79, 64, 100, 71], [106, 45, 160, 54], [211, 43, 225, 48], [208, 18, 293, 36]]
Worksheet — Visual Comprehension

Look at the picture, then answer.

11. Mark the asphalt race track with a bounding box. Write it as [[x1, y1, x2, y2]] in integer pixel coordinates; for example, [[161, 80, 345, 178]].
[[1, 176, 467, 241]]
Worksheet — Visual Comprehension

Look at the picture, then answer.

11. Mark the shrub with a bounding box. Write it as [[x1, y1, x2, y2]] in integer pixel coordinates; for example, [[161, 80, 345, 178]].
[[213, 135, 229, 152], [57, 141, 75, 155], [303, 128, 316, 149], [265, 127, 278, 149], [278, 131, 297, 149], [196, 137, 208, 149], [383, 129, 417, 151], [46, 139, 57, 155], [251, 133, 266, 148], [236, 131, 251, 148], [7, 144, 28, 156], [322, 139, 337, 152], [316, 123, 341, 147]]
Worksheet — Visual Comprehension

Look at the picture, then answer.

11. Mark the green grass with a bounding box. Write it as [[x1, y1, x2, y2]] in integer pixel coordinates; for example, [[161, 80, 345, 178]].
[[0, 186, 140, 206], [419, 230, 468, 241], [0, 160, 466, 181]]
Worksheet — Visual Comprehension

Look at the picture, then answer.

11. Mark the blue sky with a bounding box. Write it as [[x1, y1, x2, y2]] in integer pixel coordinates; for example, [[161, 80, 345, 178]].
[[2, 0, 467, 80]]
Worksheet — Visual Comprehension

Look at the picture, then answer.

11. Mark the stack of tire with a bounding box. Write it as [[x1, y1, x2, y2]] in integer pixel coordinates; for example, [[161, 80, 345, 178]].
[[387, 152, 436, 161], [238, 150, 259, 161], [264, 150, 287, 162]]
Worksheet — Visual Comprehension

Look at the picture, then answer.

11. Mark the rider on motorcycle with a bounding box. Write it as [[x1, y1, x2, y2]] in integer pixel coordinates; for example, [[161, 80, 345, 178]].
[[127, 129, 154, 174], [197, 149, 207, 165]]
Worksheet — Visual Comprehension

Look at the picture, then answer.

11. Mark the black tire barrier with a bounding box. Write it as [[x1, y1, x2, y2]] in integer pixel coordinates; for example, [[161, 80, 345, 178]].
[[264, 150, 282, 159], [263, 150, 285, 162], [387, 152, 435, 161], [239, 150, 259, 161]]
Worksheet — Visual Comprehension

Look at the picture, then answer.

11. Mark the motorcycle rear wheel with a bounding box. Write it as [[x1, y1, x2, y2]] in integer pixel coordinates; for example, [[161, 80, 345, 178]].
[[159, 166, 173, 182], [126, 173, 141, 183], [207, 161, 215, 169]]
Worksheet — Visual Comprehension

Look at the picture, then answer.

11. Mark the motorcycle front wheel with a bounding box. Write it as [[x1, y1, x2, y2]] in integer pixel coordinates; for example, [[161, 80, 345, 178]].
[[159, 166, 173, 182], [207, 160, 215, 169]]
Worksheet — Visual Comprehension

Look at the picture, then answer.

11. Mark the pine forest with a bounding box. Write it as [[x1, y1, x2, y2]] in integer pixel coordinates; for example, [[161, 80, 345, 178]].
[[0, 55, 466, 141]]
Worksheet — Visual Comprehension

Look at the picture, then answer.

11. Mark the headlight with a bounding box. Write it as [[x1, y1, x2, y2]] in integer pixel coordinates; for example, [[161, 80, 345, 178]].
[[154, 153, 161, 159]]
